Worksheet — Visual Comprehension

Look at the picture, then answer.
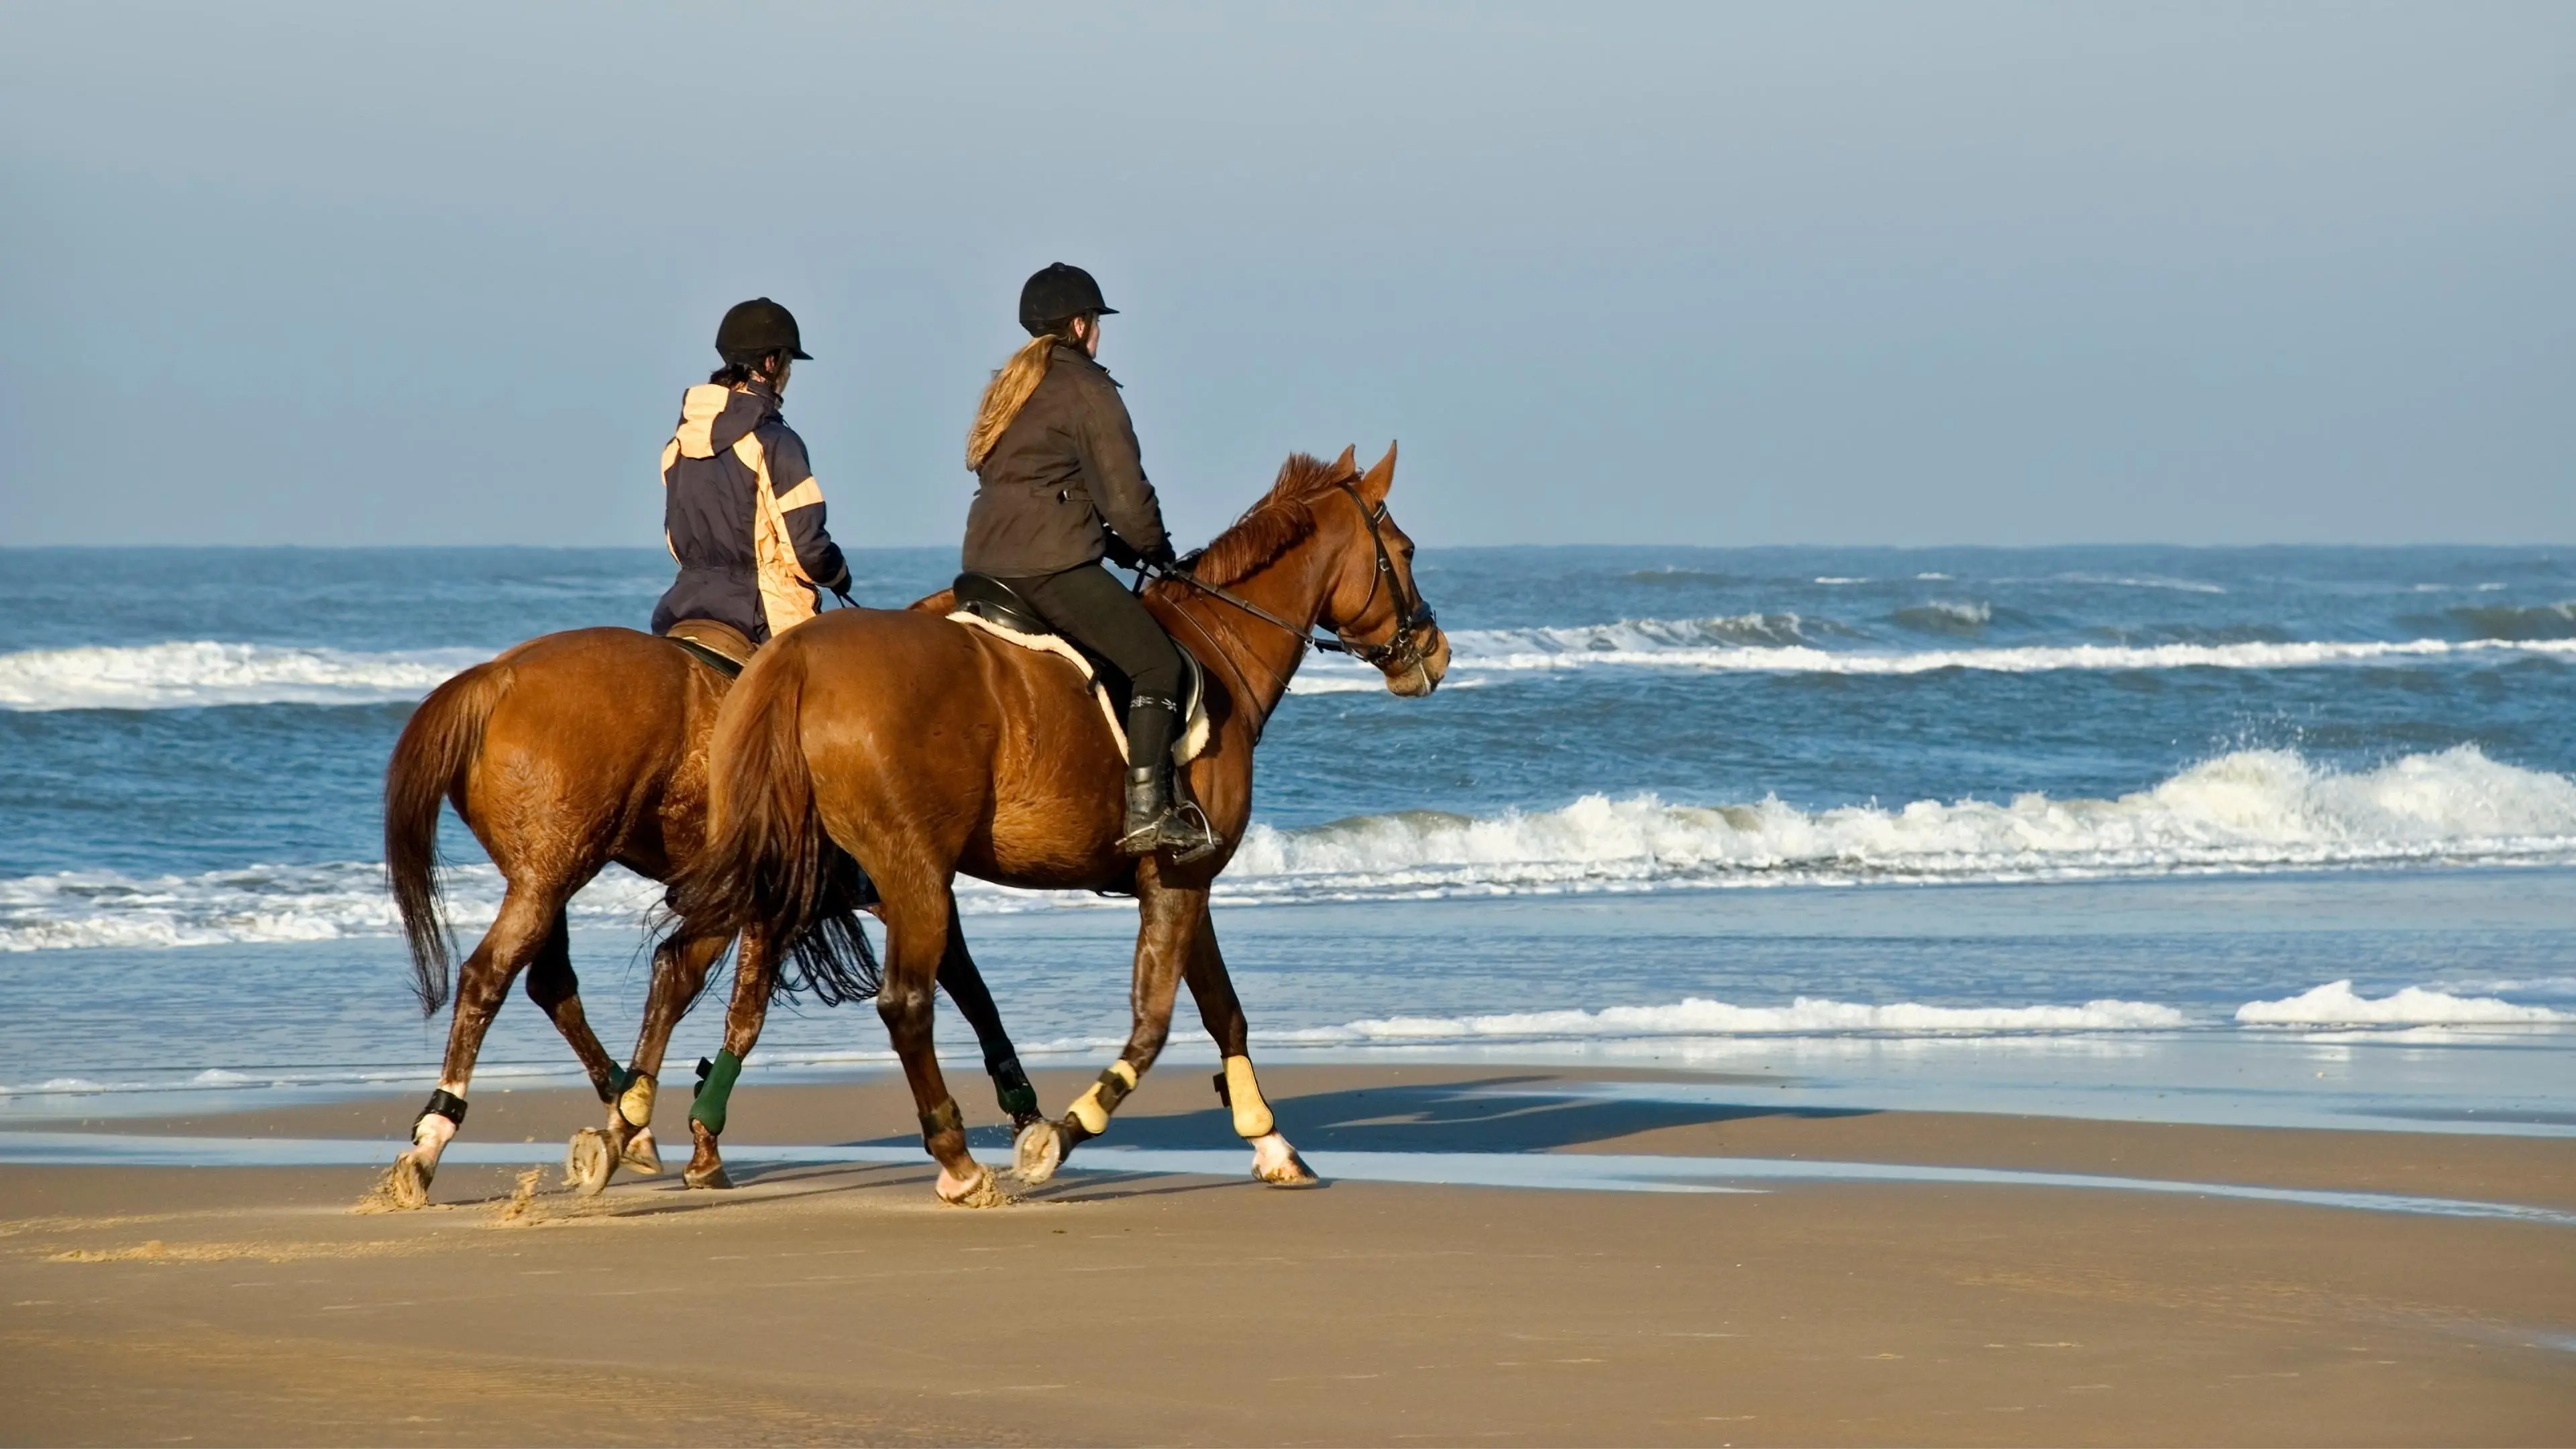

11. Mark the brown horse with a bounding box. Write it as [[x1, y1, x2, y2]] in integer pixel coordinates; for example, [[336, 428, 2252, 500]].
[[662, 445, 1447, 1203], [380, 627, 1040, 1208]]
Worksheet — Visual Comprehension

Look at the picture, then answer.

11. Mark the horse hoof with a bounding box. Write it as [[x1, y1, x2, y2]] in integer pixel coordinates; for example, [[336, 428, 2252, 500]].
[[1010, 1110, 1046, 1136], [1250, 1133, 1320, 1187], [683, 1122, 731, 1189], [385, 1152, 433, 1210], [564, 1128, 616, 1196], [621, 1126, 663, 1176], [937, 1161, 1004, 1208], [1013, 1121, 1064, 1185]]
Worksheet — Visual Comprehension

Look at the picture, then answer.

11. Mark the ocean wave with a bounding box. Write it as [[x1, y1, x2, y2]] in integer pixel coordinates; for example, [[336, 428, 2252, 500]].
[[2046, 572, 2229, 595], [7, 747, 2570, 949], [1273, 996, 2186, 1044], [17, 623, 2571, 711], [0, 862, 662, 953], [1890, 600, 1992, 635], [1450, 613, 1835, 654], [1285, 625, 2576, 687], [2448, 602, 2576, 642], [2235, 980, 2573, 1026], [1218, 747, 2576, 898], [0, 641, 486, 711]]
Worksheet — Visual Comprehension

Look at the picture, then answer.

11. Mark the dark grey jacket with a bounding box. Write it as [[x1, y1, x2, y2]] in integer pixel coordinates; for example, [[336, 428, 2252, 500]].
[[650, 382, 849, 643], [963, 345, 1170, 578]]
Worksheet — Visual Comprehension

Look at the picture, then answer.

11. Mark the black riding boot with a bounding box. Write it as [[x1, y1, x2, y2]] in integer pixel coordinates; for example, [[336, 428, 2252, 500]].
[[1122, 762, 1220, 863]]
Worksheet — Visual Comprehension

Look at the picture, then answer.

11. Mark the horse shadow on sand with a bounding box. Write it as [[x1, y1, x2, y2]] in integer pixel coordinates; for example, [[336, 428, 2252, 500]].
[[568, 1076, 1877, 1208]]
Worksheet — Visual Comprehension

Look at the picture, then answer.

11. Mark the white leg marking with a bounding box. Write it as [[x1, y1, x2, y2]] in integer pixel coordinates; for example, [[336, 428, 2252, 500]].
[[1249, 1131, 1319, 1187], [411, 1109, 458, 1164]]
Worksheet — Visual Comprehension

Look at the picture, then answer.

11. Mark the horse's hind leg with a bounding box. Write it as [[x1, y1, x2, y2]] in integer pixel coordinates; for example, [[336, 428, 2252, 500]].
[[567, 927, 727, 1195], [388, 885, 559, 1208], [1182, 906, 1316, 1186], [680, 925, 780, 1190], [522, 908, 620, 1104], [936, 900, 1042, 1133], [1016, 872, 1202, 1185], [877, 878, 1001, 1205]]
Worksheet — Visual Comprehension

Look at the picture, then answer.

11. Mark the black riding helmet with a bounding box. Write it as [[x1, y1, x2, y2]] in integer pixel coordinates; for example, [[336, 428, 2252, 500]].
[[1019, 263, 1118, 336], [716, 297, 812, 366]]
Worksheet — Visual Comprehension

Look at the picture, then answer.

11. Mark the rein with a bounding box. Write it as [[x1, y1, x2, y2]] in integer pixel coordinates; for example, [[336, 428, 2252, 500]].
[[1142, 480, 1439, 736]]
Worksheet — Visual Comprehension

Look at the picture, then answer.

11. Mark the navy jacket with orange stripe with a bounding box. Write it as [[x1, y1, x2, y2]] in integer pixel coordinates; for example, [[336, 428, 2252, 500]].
[[649, 381, 849, 643]]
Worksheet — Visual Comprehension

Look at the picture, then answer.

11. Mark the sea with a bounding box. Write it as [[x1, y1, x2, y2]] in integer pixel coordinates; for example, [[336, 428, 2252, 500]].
[[3, 545, 2572, 1136]]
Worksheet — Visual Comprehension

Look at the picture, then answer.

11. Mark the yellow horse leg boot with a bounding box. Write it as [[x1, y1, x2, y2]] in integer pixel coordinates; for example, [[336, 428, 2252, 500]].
[[1217, 1055, 1317, 1187], [1018, 1059, 1137, 1184]]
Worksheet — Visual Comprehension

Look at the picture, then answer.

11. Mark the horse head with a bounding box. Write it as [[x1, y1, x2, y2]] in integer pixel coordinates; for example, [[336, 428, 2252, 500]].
[[1313, 443, 1450, 696]]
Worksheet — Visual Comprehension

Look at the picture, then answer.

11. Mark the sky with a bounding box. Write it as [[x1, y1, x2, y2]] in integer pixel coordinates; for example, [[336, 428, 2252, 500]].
[[1, 3, 2569, 550]]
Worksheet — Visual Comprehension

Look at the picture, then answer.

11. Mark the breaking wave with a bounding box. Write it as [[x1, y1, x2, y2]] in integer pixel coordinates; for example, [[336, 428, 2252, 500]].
[[1287, 621, 2576, 690], [1890, 600, 1994, 635], [0, 641, 486, 711], [0, 862, 662, 953], [7, 747, 2570, 951], [1274, 996, 2187, 1044], [2236, 980, 2573, 1026], [2449, 602, 2576, 641], [14, 621, 2574, 711], [1219, 747, 2576, 900]]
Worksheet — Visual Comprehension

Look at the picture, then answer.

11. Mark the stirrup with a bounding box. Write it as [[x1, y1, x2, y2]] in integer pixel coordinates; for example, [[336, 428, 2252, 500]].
[[1158, 800, 1222, 865]]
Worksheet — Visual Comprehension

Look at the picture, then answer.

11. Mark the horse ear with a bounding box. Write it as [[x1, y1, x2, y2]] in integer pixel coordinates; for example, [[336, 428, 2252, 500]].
[[1330, 444, 1358, 480], [1358, 441, 1397, 505]]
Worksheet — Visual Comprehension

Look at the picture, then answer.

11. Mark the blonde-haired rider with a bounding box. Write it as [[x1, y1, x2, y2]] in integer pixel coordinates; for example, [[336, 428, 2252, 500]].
[[963, 264, 1215, 859]]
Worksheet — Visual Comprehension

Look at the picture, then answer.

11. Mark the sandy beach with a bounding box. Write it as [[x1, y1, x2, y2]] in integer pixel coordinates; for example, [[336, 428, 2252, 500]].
[[4, 1063, 2571, 1446]]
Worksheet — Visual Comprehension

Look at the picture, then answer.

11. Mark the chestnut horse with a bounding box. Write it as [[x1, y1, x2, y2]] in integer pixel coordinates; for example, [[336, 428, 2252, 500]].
[[380, 627, 1041, 1208], [661, 445, 1446, 1203]]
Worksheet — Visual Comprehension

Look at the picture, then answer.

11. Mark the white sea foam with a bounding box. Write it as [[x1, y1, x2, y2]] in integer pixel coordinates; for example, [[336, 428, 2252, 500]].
[[2049, 573, 2230, 595], [8, 748, 2571, 950], [0, 861, 661, 953], [1218, 747, 2576, 900], [0, 641, 487, 711], [2236, 980, 2573, 1026], [1275, 996, 2186, 1044], [1285, 622, 2576, 688], [13, 625, 2567, 710]]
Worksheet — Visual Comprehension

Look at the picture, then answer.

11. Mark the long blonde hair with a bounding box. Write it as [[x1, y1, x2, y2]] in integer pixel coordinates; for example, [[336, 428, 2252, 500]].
[[964, 334, 1059, 470]]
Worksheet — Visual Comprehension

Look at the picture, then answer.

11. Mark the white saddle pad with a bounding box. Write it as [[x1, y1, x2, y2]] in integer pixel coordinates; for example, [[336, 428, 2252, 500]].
[[947, 611, 1212, 765]]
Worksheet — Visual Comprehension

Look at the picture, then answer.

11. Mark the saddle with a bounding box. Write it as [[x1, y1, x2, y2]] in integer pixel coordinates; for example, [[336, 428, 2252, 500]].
[[949, 574, 1211, 763], [663, 619, 756, 678]]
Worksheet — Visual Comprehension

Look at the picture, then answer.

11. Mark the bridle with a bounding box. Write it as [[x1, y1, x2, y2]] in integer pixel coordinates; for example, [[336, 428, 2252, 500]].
[[1146, 481, 1440, 733]]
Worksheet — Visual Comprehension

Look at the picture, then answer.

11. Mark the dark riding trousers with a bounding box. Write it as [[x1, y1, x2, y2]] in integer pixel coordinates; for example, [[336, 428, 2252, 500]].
[[965, 343, 1181, 770], [996, 561, 1183, 768]]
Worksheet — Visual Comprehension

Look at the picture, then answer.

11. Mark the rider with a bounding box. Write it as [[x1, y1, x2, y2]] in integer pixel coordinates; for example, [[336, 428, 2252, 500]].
[[963, 263, 1217, 859], [651, 298, 851, 647]]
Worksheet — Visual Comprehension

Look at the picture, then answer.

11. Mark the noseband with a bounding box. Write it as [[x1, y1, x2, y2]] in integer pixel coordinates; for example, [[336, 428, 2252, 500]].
[[1318, 482, 1442, 678]]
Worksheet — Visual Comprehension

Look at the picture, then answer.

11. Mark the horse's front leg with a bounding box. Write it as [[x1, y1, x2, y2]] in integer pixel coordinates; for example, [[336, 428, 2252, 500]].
[[1183, 903, 1317, 1187], [1014, 871, 1201, 1184], [877, 878, 1003, 1205], [566, 926, 727, 1195]]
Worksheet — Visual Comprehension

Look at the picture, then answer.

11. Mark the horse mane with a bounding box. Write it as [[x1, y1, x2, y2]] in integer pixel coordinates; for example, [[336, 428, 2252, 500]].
[[1191, 451, 1361, 587]]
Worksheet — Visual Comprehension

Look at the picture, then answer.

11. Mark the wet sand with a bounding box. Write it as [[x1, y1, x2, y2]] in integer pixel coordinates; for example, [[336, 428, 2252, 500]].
[[4, 1063, 2572, 1445]]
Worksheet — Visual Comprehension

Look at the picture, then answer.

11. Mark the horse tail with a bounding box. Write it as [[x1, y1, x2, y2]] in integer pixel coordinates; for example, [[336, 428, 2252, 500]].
[[383, 661, 508, 1017], [666, 641, 880, 1003]]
